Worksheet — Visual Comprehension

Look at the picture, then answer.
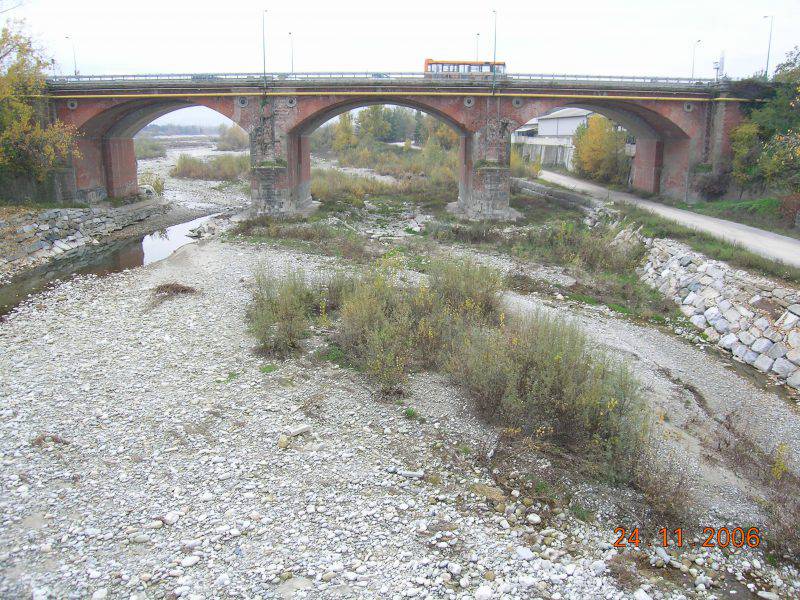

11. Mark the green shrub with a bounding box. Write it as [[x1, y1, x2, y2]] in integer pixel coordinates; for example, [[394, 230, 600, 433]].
[[247, 270, 319, 354], [171, 153, 250, 181], [331, 259, 647, 479], [426, 221, 500, 244], [426, 259, 501, 320], [234, 216, 375, 264], [336, 272, 413, 392], [134, 137, 166, 159], [455, 312, 648, 481], [310, 168, 391, 206], [510, 220, 645, 274]]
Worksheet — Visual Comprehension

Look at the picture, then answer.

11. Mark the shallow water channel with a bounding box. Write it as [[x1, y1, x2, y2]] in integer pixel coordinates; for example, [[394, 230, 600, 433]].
[[0, 212, 219, 318]]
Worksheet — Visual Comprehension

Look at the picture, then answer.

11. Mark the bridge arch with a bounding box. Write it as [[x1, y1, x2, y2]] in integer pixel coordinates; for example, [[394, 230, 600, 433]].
[[280, 97, 470, 216], [510, 98, 699, 195], [62, 97, 247, 201]]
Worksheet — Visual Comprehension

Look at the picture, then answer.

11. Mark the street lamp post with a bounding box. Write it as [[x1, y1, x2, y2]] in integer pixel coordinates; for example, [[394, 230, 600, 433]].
[[475, 32, 480, 61], [491, 10, 497, 86], [763, 15, 774, 79], [262, 10, 268, 87], [65, 35, 77, 76], [289, 32, 294, 74], [690, 39, 701, 80]]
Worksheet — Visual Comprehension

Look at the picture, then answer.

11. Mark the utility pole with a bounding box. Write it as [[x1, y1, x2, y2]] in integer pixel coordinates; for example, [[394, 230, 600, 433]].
[[289, 32, 294, 74], [491, 10, 497, 87], [65, 35, 77, 76], [690, 39, 701, 80], [475, 32, 480, 61], [262, 10, 268, 87], [763, 15, 774, 79]]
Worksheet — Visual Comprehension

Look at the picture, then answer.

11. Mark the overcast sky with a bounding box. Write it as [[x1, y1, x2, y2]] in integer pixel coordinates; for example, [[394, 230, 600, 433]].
[[6, 0, 799, 126]]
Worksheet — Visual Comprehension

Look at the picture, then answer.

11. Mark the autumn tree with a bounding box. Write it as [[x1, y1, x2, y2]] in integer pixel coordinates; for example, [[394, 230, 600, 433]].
[[386, 107, 414, 142], [750, 47, 800, 138], [572, 114, 629, 185], [356, 105, 392, 142], [760, 131, 800, 193], [0, 22, 78, 183], [413, 111, 424, 144], [332, 111, 356, 153], [729, 122, 765, 196]]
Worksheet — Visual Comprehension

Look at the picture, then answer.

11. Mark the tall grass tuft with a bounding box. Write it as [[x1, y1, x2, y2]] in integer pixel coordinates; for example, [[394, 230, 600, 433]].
[[216, 124, 249, 151], [171, 153, 250, 181], [134, 137, 166, 160], [247, 270, 319, 355], [510, 145, 541, 179]]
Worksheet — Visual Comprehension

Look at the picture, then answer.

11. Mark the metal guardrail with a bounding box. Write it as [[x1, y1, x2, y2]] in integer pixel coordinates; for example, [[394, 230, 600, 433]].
[[46, 72, 720, 87]]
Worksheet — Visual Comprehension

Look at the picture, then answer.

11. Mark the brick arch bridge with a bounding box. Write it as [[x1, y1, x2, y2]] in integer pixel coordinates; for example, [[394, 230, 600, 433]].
[[48, 73, 745, 219]]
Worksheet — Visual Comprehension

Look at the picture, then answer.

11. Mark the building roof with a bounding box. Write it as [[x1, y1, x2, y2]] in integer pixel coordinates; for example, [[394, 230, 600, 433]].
[[538, 108, 592, 120], [516, 120, 538, 132]]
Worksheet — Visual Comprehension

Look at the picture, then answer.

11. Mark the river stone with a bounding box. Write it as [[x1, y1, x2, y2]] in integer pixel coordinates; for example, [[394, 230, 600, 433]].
[[754, 317, 772, 331], [771, 358, 796, 378], [754, 355, 774, 373], [766, 342, 788, 360], [787, 330, 800, 349], [711, 318, 729, 334], [718, 333, 738, 350], [690, 315, 707, 329], [780, 312, 800, 330], [276, 576, 313, 596], [788, 370, 800, 390], [744, 350, 759, 365], [738, 331, 756, 346], [787, 349, 800, 366], [751, 338, 773, 354], [732, 343, 748, 359], [723, 308, 741, 323], [788, 304, 800, 316]]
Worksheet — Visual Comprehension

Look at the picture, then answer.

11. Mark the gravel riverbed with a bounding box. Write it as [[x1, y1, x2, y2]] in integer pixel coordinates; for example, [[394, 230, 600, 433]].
[[1, 236, 798, 599], [1, 148, 798, 599]]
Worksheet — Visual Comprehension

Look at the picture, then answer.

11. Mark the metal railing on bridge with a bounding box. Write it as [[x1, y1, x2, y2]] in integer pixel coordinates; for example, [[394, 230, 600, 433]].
[[46, 72, 720, 88]]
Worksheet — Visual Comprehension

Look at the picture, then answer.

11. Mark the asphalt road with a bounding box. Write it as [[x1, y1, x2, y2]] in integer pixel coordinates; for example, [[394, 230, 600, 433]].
[[538, 170, 800, 269]]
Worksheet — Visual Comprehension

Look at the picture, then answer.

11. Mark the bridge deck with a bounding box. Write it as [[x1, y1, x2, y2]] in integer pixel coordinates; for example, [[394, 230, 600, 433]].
[[46, 72, 725, 97]]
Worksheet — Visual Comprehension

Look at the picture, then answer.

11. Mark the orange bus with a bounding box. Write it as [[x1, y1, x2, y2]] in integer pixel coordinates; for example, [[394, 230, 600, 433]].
[[423, 59, 507, 79]]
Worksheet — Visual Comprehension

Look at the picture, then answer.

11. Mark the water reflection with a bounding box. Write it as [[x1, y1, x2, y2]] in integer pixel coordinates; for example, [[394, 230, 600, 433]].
[[0, 213, 220, 318]]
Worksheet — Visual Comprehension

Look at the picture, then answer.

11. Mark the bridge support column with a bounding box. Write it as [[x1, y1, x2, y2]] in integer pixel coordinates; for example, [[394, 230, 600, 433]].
[[631, 138, 663, 195], [248, 112, 318, 218], [448, 114, 519, 221], [103, 137, 139, 199]]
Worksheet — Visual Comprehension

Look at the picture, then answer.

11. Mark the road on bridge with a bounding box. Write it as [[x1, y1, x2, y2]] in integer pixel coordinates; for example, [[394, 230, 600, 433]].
[[538, 170, 800, 270]]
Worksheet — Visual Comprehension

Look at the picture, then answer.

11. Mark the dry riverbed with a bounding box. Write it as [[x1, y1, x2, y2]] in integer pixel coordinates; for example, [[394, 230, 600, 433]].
[[1, 147, 799, 599], [1, 230, 798, 599]]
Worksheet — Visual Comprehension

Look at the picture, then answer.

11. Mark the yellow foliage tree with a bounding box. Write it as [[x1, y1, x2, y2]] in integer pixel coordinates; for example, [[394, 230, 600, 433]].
[[332, 111, 357, 153], [572, 114, 630, 185], [0, 22, 78, 182]]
